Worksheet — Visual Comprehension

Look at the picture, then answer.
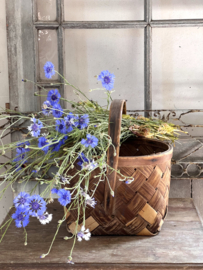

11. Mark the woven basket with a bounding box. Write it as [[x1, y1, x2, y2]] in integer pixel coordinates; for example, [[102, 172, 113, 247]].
[[66, 100, 173, 236]]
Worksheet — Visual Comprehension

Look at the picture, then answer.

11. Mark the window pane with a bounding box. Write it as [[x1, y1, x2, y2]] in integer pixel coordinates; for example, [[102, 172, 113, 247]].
[[38, 30, 58, 81], [36, 0, 57, 21], [64, 29, 144, 110], [152, 27, 203, 133], [152, 0, 203, 20], [64, 0, 144, 21]]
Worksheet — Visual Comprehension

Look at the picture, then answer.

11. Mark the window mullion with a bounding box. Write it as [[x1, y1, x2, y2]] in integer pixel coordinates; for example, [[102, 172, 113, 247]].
[[144, 0, 152, 116]]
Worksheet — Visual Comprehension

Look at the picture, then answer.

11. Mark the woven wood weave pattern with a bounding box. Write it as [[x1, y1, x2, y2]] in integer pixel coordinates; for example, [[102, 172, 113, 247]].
[[66, 138, 172, 236], [66, 100, 173, 236]]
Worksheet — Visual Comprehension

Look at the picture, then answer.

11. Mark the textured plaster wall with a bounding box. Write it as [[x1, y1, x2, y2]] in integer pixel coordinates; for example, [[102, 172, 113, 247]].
[[0, 0, 13, 225]]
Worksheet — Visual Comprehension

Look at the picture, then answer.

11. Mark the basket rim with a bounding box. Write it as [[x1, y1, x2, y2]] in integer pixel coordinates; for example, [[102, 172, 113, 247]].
[[120, 137, 173, 156], [118, 137, 173, 167]]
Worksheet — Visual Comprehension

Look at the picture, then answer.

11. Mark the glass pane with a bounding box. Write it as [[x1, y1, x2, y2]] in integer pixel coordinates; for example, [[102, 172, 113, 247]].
[[36, 0, 57, 21], [152, 27, 203, 111], [38, 30, 58, 81], [64, 29, 144, 110], [152, 0, 203, 20], [64, 0, 144, 21]]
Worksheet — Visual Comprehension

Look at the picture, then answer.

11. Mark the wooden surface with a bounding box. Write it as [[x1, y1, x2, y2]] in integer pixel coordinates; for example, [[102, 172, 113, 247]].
[[1, 199, 203, 269]]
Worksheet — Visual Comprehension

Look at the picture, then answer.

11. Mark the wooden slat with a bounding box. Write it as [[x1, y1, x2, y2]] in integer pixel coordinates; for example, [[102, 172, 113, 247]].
[[2, 263, 203, 270], [1, 199, 203, 268]]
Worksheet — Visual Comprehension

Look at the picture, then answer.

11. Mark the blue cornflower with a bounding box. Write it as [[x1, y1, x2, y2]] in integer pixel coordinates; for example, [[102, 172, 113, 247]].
[[13, 192, 30, 210], [55, 119, 66, 134], [51, 136, 68, 152], [38, 137, 49, 154], [51, 188, 58, 194], [52, 103, 63, 118], [37, 212, 52, 225], [64, 113, 75, 132], [28, 117, 43, 137], [16, 141, 30, 153], [81, 134, 98, 148], [14, 148, 27, 163], [77, 153, 89, 168], [27, 195, 47, 217], [98, 70, 115, 91], [77, 153, 98, 171], [75, 114, 89, 129], [60, 136, 68, 145], [12, 209, 30, 228], [51, 140, 61, 152], [47, 89, 61, 106], [57, 189, 71, 206], [13, 145, 29, 171], [42, 100, 52, 116], [14, 163, 25, 172], [43, 62, 55, 79]]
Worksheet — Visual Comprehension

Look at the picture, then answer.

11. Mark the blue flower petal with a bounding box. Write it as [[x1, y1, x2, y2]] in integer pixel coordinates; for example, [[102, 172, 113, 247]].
[[43, 62, 55, 79]]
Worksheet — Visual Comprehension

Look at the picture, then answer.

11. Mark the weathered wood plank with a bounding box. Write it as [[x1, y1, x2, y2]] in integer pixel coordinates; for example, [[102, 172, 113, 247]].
[[1, 263, 203, 270], [0, 199, 203, 266], [6, 0, 36, 112]]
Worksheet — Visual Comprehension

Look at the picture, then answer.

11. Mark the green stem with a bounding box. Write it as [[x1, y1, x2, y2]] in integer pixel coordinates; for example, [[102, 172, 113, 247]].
[[24, 227, 28, 245], [0, 218, 12, 243]]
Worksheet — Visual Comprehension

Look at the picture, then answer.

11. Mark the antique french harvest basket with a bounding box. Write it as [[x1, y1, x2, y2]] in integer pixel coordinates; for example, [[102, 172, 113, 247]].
[[66, 100, 173, 236]]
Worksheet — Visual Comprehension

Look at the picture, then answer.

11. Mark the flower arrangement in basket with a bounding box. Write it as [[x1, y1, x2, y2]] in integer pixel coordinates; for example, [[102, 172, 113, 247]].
[[0, 62, 182, 263]]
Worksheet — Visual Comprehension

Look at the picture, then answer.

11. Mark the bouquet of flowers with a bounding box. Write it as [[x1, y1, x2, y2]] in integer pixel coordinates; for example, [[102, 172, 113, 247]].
[[0, 62, 181, 263]]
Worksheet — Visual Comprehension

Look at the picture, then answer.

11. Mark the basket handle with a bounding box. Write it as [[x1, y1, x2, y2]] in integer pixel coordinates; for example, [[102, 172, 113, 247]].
[[104, 99, 127, 216]]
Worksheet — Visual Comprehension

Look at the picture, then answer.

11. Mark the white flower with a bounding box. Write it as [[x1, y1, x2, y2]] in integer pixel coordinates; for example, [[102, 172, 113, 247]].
[[61, 176, 70, 184], [80, 188, 97, 208], [77, 225, 91, 242], [85, 194, 97, 208], [55, 172, 70, 184], [37, 212, 52, 225], [80, 187, 87, 197], [125, 178, 134, 184], [82, 160, 98, 171], [67, 259, 74, 264]]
